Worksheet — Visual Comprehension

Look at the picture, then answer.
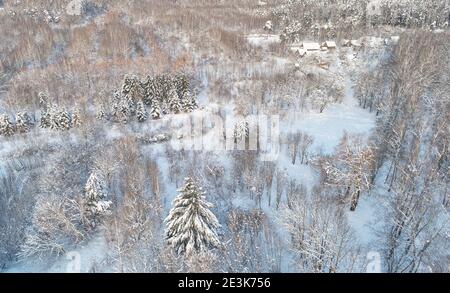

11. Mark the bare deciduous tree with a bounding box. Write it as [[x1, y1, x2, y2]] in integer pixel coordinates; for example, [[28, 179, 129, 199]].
[[281, 187, 363, 273], [319, 132, 376, 211]]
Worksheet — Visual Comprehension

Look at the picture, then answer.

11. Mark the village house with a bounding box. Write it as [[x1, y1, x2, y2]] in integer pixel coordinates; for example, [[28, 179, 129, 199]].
[[290, 42, 323, 57], [302, 42, 321, 51], [322, 41, 337, 49]]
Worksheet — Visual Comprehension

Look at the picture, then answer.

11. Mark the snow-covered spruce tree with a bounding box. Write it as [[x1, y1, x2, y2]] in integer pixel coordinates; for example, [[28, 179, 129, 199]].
[[150, 101, 161, 119], [118, 96, 132, 123], [162, 74, 174, 101], [121, 75, 133, 95], [0, 114, 15, 137], [111, 90, 132, 124], [153, 73, 173, 103], [143, 75, 156, 106], [168, 86, 181, 113], [48, 104, 60, 130], [161, 100, 170, 115], [96, 104, 107, 121], [72, 107, 82, 127], [15, 112, 33, 133], [56, 109, 72, 130], [39, 110, 51, 128], [121, 75, 143, 115], [187, 91, 199, 112], [38, 92, 49, 111], [124, 93, 136, 116], [84, 171, 112, 228], [181, 90, 197, 112], [112, 84, 137, 123], [110, 90, 121, 121], [180, 90, 188, 110], [165, 178, 221, 255], [175, 73, 190, 98], [151, 75, 165, 103], [136, 100, 148, 122]]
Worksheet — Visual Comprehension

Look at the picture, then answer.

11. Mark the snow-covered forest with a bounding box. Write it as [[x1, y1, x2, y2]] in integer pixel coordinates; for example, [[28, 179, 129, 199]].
[[0, 0, 448, 273]]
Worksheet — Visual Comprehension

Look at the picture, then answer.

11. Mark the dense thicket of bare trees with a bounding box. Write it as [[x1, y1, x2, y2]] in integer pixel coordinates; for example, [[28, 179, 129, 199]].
[[368, 31, 449, 272], [274, 0, 449, 42], [319, 133, 376, 211], [281, 186, 363, 272]]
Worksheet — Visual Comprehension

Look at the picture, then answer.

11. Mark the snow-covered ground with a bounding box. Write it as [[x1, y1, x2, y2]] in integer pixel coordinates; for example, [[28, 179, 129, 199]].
[[7, 235, 107, 273]]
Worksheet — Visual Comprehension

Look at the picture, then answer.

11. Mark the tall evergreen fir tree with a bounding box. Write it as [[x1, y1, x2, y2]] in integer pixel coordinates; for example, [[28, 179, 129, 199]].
[[161, 100, 170, 115], [156, 73, 172, 102], [174, 73, 190, 102], [84, 171, 112, 228], [122, 75, 132, 93], [48, 104, 60, 130], [124, 93, 136, 116], [122, 75, 144, 114], [0, 114, 15, 137], [181, 90, 190, 112], [188, 91, 198, 111], [150, 101, 161, 119], [39, 110, 51, 128], [182, 90, 198, 112], [143, 75, 156, 106], [72, 107, 82, 127], [136, 100, 148, 122], [165, 177, 221, 255], [168, 86, 181, 113], [118, 97, 131, 123], [38, 92, 49, 112], [152, 75, 165, 103], [111, 90, 121, 122], [57, 109, 72, 130]]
